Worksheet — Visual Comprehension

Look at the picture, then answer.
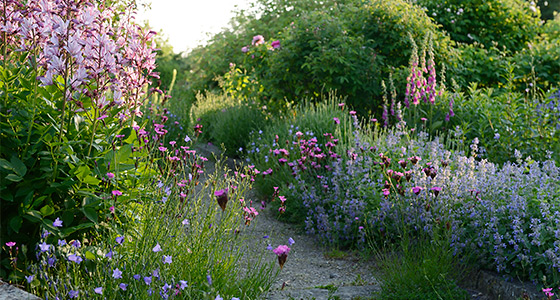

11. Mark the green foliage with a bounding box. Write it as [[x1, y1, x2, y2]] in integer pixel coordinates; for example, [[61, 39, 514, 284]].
[[448, 83, 560, 164], [373, 228, 470, 300], [0, 51, 142, 280], [414, 0, 541, 52], [189, 92, 268, 157], [182, 0, 341, 104]]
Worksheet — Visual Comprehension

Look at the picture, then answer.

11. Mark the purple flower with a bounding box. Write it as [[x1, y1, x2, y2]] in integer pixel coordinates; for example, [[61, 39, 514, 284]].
[[25, 275, 34, 283], [179, 280, 188, 290], [207, 274, 212, 286], [113, 268, 122, 279], [288, 237, 295, 245], [215, 295, 223, 300], [69, 290, 79, 298], [53, 217, 63, 227], [58, 239, 66, 246], [38, 242, 50, 252], [163, 255, 172, 264], [94, 287, 102, 295], [241, 46, 249, 53], [71, 240, 81, 249], [116, 236, 124, 244], [153, 243, 162, 252], [144, 276, 152, 285], [134, 274, 141, 280], [119, 283, 128, 291], [68, 254, 83, 264]]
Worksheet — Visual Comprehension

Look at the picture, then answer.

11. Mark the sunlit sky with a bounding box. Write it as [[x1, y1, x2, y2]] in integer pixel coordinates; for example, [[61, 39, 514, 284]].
[[136, 0, 252, 54]]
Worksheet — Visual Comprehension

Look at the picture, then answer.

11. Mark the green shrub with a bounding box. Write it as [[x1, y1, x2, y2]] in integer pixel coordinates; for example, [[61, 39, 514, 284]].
[[252, 0, 454, 114], [189, 93, 268, 157], [414, 0, 541, 52], [211, 103, 268, 157]]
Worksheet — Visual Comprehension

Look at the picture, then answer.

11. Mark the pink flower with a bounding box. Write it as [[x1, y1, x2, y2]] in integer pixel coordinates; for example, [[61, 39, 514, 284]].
[[271, 40, 281, 49], [215, 189, 228, 211], [252, 35, 265, 46], [112, 190, 122, 196], [333, 117, 340, 124], [273, 245, 290, 268], [431, 186, 442, 197], [106, 172, 115, 179], [412, 186, 424, 195], [382, 188, 390, 197], [349, 110, 356, 116], [5, 242, 15, 247], [241, 46, 249, 53]]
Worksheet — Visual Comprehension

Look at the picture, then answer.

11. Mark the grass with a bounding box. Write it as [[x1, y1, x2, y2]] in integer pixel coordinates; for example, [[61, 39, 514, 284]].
[[372, 227, 471, 300]]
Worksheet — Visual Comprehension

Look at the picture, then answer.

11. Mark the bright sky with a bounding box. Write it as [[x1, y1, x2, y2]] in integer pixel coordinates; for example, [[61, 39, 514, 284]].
[[136, 0, 253, 53]]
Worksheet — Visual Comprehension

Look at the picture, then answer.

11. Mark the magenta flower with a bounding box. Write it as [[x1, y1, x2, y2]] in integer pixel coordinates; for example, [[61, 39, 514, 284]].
[[112, 190, 122, 196], [106, 172, 115, 179], [158, 146, 167, 152], [431, 186, 442, 197], [349, 110, 356, 116], [333, 117, 340, 124], [215, 189, 228, 211], [382, 188, 390, 197], [5, 242, 15, 247], [53, 217, 63, 227], [412, 186, 424, 195], [271, 40, 281, 49], [273, 245, 291, 269]]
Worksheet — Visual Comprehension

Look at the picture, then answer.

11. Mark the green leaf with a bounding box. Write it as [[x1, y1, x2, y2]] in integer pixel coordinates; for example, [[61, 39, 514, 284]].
[[85, 251, 96, 260], [39, 205, 55, 217], [82, 207, 98, 223], [9, 216, 22, 233], [82, 175, 100, 186], [431, 121, 443, 131], [0, 158, 13, 171], [24, 210, 42, 222], [10, 156, 27, 177], [5, 174, 23, 182]]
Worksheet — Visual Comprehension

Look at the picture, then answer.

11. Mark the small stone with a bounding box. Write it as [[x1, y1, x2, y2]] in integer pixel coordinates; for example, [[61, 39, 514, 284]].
[[329, 273, 339, 279]]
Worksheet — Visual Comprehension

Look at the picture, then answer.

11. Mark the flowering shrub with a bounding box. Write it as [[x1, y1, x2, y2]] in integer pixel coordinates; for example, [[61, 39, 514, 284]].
[[0, 0, 159, 280], [245, 97, 560, 285]]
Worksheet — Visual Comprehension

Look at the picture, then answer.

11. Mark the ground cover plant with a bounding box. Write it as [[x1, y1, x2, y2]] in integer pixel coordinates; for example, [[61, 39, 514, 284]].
[[0, 0, 285, 298]]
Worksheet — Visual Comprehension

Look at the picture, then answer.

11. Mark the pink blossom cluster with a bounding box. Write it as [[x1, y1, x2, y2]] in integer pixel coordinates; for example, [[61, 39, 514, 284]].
[[1, 0, 158, 121]]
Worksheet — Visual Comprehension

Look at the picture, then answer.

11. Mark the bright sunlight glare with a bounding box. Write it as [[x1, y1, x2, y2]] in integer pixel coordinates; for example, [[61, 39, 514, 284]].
[[136, 0, 252, 53]]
